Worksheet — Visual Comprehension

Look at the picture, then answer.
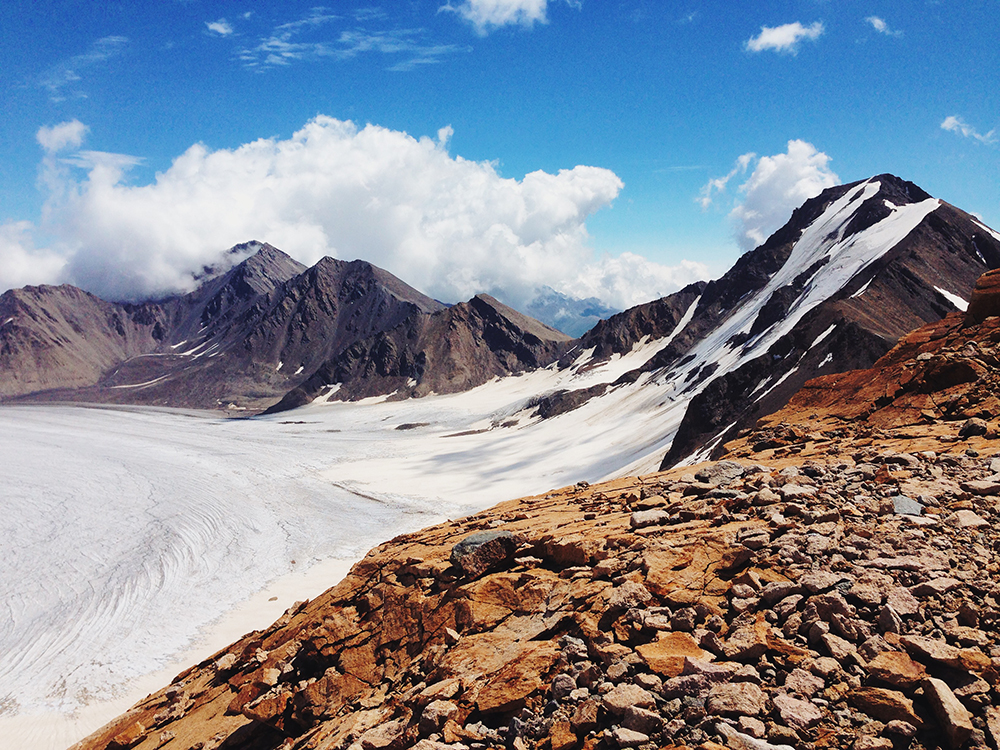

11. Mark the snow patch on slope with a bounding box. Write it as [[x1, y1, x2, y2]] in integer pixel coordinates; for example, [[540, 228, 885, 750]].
[[934, 286, 968, 311]]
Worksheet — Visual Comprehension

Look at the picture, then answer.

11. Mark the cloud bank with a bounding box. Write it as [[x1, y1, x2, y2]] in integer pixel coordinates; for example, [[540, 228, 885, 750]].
[[702, 140, 839, 252], [745, 22, 823, 54], [2, 117, 707, 315]]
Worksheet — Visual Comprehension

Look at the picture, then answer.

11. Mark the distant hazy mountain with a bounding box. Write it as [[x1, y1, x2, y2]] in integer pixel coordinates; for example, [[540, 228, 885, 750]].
[[523, 286, 619, 337]]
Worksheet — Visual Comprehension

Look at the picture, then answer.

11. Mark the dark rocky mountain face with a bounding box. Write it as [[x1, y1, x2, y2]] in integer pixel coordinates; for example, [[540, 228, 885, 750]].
[[659, 177, 1000, 467], [0, 284, 169, 397], [500, 174, 1000, 470], [0, 243, 572, 413], [269, 294, 573, 411]]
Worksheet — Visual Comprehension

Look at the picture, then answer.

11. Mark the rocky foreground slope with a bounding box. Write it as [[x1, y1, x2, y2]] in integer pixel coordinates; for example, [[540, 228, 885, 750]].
[[72, 272, 1000, 750]]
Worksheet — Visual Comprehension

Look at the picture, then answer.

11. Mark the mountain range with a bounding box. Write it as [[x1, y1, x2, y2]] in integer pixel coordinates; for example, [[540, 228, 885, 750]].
[[3, 174, 999, 468]]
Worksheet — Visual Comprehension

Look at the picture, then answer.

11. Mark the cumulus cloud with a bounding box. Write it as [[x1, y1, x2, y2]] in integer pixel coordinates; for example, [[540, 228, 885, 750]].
[[745, 21, 823, 54], [865, 16, 901, 37], [9, 116, 704, 313], [0, 222, 66, 293], [941, 115, 997, 145], [206, 19, 234, 36], [36, 120, 89, 153], [442, 0, 580, 33], [703, 140, 839, 252]]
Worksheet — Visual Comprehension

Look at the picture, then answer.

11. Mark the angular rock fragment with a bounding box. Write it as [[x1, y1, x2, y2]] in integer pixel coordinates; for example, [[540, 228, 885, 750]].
[[923, 677, 973, 749], [450, 530, 518, 579]]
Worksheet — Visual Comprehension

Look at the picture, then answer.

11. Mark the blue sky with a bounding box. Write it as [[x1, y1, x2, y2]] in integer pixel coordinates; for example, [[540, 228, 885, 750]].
[[1, 0, 997, 315]]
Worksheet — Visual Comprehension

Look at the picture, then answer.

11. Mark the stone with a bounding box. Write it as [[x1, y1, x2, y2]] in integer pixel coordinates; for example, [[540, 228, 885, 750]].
[[601, 683, 655, 715], [695, 460, 746, 486], [866, 650, 927, 689], [899, 635, 966, 670], [420, 701, 459, 736], [570, 699, 599, 733], [706, 682, 767, 716], [923, 677, 973, 749], [630, 509, 670, 529], [610, 727, 649, 748], [944, 509, 989, 528], [782, 668, 824, 697], [885, 587, 920, 617], [548, 721, 576, 750], [771, 692, 823, 732], [550, 673, 576, 699], [884, 720, 917, 738], [891, 495, 923, 516], [877, 605, 903, 634], [359, 717, 409, 750], [853, 738, 892, 750], [909, 577, 962, 597], [986, 707, 1000, 750], [820, 632, 856, 662], [623, 705, 663, 734], [450, 530, 518, 579], [958, 417, 989, 437], [715, 723, 796, 750], [721, 615, 771, 662], [760, 581, 801, 606], [960, 477, 1000, 495], [780, 484, 817, 500], [849, 687, 925, 728], [108, 721, 146, 749], [607, 581, 652, 611], [737, 716, 767, 738], [636, 632, 712, 677], [800, 571, 853, 593]]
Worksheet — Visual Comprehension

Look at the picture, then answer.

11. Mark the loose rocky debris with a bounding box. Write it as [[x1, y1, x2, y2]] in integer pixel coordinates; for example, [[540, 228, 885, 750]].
[[71, 280, 1000, 750], [71, 445, 1000, 750]]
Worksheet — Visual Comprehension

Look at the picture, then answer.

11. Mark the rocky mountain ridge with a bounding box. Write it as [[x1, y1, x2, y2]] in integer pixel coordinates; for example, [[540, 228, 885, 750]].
[[69, 269, 1000, 750], [3, 174, 999, 470], [0, 244, 571, 412]]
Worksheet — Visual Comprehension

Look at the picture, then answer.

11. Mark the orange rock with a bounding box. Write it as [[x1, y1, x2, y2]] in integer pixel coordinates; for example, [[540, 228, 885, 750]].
[[849, 687, 925, 728], [636, 632, 712, 677], [866, 650, 927, 689], [965, 268, 1000, 324], [474, 641, 560, 714], [549, 720, 578, 750], [107, 720, 145, 749]]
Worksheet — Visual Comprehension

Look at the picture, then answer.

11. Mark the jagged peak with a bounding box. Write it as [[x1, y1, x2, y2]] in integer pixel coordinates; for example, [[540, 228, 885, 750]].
[[468, 293, 573, 342]]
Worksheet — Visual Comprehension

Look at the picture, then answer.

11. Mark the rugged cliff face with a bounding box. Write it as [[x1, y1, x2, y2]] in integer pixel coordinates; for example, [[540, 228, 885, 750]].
[[272, 294, 573, 409], [71, 270, 1000, 750]]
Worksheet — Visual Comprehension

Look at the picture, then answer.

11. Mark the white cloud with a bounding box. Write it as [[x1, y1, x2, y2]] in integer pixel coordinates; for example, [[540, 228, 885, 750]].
[[206, 19, 234, 36], [745, 21, 823, 54], [12, 116, 703, 313], [941, 115, 997, 145], [864, 16, 901, 36], [561, 253, 708, 311], [36, 120, 89, 153], [239, 9, 464, 70], [0, 222, 66, 293], [442, 0, 580, 33], [40, 36, 128, 102], [698, 152, 755, 209], [704, 140, 838, 252]]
